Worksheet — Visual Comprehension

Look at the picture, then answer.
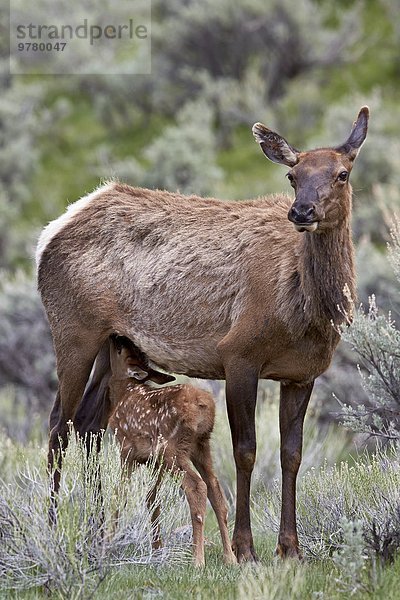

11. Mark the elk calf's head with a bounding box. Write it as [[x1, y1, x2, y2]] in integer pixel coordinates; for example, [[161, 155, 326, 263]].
[[252, 106, 369, 232], [109, 335, 175, 385]]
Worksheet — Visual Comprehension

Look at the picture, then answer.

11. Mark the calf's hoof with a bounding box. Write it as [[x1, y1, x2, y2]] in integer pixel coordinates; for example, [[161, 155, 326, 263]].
[[223, 550, 238, 565], [193, 557, 205, 568]]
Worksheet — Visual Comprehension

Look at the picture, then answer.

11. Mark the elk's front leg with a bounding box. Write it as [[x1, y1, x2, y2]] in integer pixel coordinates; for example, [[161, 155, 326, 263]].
[[224, 358, 259, 562], [277, 380, 314, 559]]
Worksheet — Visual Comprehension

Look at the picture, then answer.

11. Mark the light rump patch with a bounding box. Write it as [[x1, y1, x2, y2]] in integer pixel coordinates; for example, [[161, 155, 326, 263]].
[[35, 181, 115, 267]]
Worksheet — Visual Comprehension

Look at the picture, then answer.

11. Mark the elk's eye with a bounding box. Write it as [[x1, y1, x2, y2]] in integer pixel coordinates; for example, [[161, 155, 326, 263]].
[[337, 171, 348, 182], [286, 173, 295, 186]]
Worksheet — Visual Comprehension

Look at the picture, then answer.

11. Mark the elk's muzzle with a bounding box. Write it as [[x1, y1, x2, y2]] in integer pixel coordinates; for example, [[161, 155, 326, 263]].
[[288, 194, 319, 233]]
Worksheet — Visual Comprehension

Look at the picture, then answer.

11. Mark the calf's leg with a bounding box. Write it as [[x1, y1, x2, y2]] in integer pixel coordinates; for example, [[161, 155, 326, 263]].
[[146, 468, 164, 550], [192, 439, 237, 564], [165, 456, 208, 567]]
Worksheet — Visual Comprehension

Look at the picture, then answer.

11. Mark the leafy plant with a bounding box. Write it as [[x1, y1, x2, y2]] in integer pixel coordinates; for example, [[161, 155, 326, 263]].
[[254, 444, 400, 564], [142, 98, 223, 195], [0, 430, 189, 597], [338, 218, 400, 441], [0, 270, 56, 440], [332, 517, 369, 596]]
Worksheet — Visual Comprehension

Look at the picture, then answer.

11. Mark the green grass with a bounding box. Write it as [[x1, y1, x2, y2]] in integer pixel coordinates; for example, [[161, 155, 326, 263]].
[[1, 429, 400, 599], [5, 540, 400, 599]]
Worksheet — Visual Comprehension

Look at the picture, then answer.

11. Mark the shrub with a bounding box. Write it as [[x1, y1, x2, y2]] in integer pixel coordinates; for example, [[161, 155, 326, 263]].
[[142, 99, 223, 195], [96, 98, 223, 196], [337, 217, 400, 441], [0, 71, 44, 268], [0, 271, 56, 440], [0, 430, 189, 596], [254, 444, 400, 564], [150, 0, 361, 114], [332, 517, 369, 596]]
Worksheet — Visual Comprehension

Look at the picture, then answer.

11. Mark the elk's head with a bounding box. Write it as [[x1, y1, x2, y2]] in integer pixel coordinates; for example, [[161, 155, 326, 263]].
[[110, 335, 175, 385], [252, 107, 369, 233]]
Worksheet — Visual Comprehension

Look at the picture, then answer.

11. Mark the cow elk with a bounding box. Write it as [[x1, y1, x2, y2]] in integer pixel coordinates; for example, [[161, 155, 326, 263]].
[[37, 106, 369, 562], [108, 334, 236, 567]]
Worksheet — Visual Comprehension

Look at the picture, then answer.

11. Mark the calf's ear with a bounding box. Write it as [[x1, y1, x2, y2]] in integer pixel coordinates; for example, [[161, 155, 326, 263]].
[[127, 367, 149, 381], [146, 369, 175, 385]]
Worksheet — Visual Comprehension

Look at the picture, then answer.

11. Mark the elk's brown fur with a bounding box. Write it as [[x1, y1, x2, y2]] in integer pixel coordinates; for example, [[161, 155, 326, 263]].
[[108, 335, 236, 567], [37, 106, 369, 562]]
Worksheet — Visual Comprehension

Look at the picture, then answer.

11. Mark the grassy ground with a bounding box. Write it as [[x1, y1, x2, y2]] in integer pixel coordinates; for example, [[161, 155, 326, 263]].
[[1, 401, 400, 599], [5, 536, 400, 600]]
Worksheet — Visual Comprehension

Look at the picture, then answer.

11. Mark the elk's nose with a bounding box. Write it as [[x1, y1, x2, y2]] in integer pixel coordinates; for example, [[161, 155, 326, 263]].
[[288, 205, 316, 224]]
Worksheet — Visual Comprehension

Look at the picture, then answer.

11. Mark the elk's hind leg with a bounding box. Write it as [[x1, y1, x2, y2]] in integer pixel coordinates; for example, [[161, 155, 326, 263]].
[[74, 339, 113, 437], [219, 352, 259, 563], [48, 331, 106, 495]]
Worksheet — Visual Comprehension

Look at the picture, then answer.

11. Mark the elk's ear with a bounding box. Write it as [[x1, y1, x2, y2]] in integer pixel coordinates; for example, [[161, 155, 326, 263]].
[[146, 369, 175, 385], [252, 122, 299, 167], [336, 106, 369, 161]]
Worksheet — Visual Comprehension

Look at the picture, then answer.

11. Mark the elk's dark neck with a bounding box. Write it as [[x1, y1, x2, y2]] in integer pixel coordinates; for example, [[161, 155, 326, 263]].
[[299, 217, 355, 328]]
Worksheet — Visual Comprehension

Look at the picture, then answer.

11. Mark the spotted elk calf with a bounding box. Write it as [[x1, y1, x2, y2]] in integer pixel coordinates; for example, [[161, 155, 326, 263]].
[[108, 335, 236, 567]]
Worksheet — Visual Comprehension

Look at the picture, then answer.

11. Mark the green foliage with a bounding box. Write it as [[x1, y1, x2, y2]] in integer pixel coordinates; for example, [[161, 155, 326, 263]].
[[0, 430, 188, 597], [332, 517, 369, 596], [0, 73, 44, 268], [113, 100, 222, 195], [0, 271, 56, 440], [255, 445, 400, 565], [338, 220, 400, 440], [141, 99, 223, 195], [150, 0, 362, 111]]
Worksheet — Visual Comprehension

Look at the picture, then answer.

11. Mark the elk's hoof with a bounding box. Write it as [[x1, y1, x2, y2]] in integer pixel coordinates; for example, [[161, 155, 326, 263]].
[[232, 540, 259, 563], [275, 543, 303, 560]]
